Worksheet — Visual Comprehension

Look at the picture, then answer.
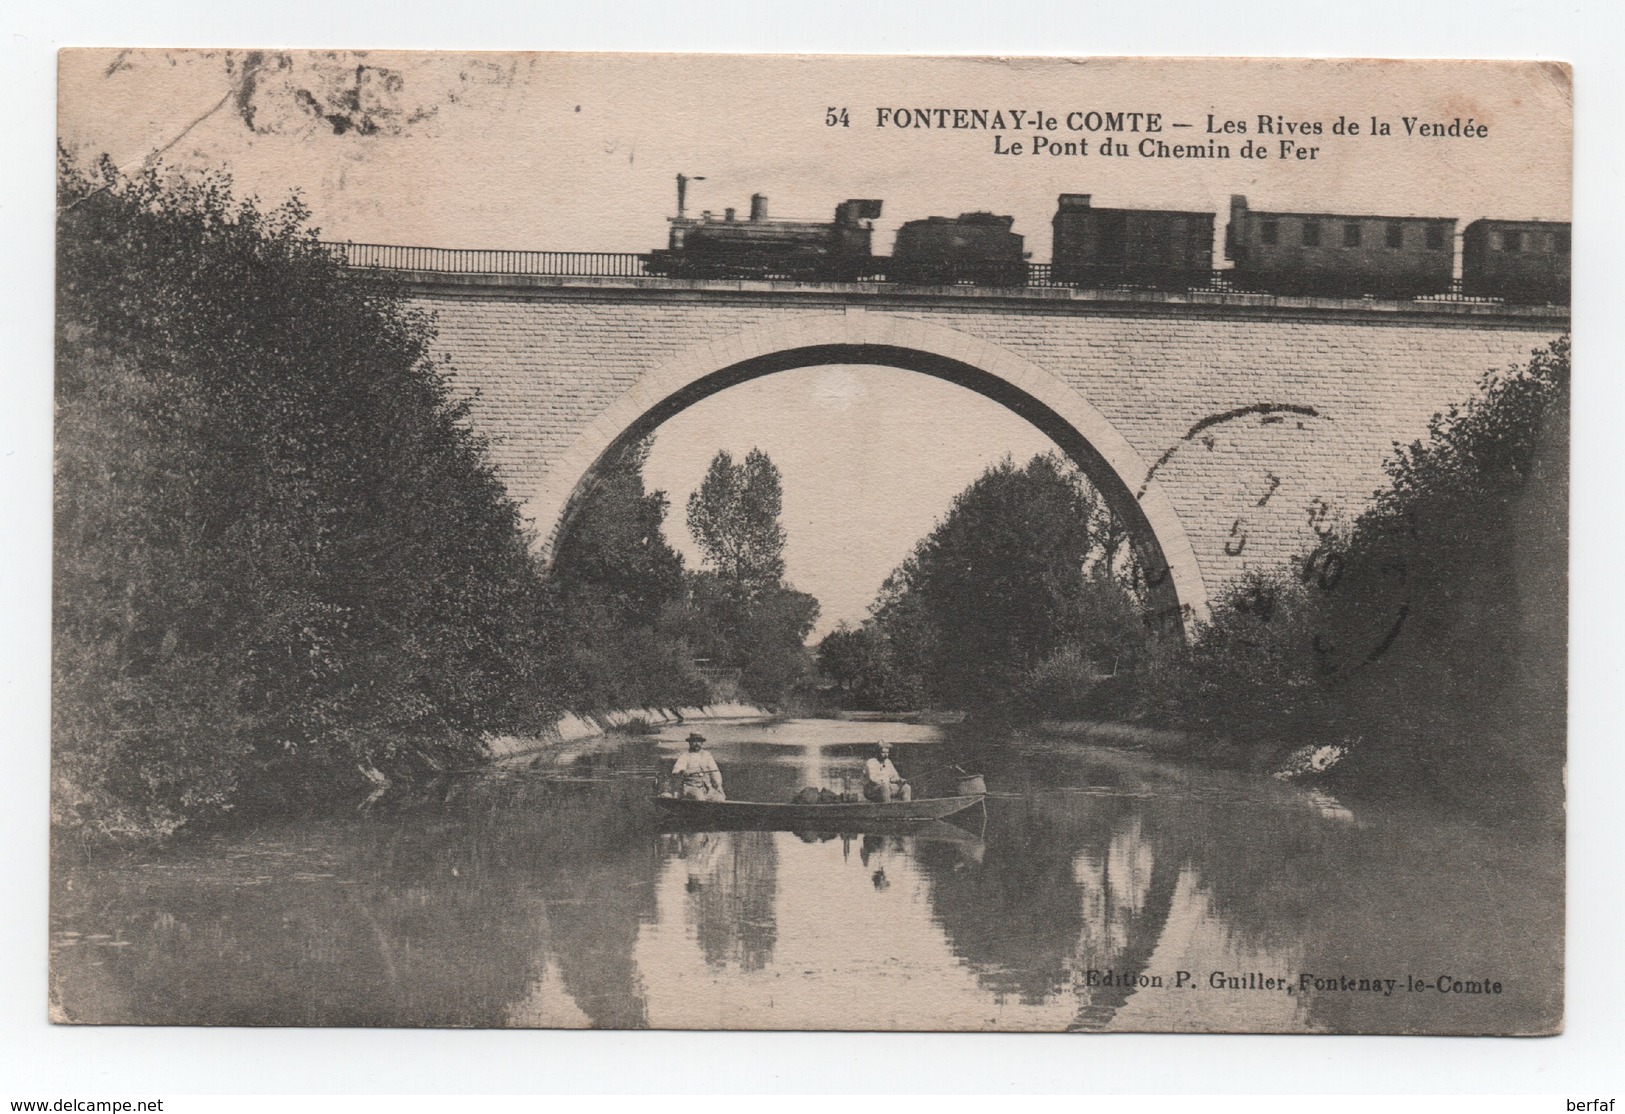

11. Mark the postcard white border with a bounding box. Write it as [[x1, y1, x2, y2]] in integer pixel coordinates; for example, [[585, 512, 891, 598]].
[[4, 0, 1622, 1096]]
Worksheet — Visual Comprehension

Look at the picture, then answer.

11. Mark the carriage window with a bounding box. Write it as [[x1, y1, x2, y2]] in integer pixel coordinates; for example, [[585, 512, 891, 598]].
[[1504, 230, 1523, 253], [1426, 225, 1445, 250], [1302, 221, 1321, 247], [1555, 228, 1570, 254], [1386, 222, 1404, 249], [1344, 222, 1362, 247], [1260, 220, 1278, 245]]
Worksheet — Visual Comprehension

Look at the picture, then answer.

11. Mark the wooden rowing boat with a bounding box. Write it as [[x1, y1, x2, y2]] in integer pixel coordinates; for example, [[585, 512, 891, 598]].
[[652, 792, 985, 828]]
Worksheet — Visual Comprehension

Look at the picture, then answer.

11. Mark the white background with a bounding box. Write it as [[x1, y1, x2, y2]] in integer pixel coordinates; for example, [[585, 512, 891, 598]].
[[3, 0, 1621, 1097]]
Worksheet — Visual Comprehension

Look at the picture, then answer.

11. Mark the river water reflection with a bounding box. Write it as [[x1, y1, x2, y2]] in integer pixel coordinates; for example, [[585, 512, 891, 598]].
[[50, 717, 1562, 1032]]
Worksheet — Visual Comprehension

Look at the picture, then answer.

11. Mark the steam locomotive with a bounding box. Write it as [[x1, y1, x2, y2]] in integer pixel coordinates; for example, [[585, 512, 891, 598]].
[[641, 181, 1569, 305], [641, 191, 883, 281]]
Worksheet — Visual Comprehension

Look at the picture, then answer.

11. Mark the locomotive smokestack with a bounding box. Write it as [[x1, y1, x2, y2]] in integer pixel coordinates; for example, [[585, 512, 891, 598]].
[[675, 173, 706, 218], [750, 194, 769, 222]]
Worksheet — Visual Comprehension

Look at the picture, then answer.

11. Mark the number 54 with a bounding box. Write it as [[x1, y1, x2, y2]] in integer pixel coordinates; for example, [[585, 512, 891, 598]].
[[825, 107, 850, 127]]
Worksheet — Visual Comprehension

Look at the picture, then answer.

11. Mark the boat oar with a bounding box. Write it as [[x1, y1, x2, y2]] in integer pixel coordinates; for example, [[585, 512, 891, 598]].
[[902, 762, 962, 785]]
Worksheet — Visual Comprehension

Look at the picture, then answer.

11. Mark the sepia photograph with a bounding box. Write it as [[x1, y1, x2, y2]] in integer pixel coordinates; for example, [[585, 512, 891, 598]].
[[48, 50, 1571, 1036]]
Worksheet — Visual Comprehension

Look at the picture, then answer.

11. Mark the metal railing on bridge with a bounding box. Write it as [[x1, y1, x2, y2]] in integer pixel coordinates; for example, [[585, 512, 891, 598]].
[[321, 242, 653, 277], [317, 241, 1513, 304]]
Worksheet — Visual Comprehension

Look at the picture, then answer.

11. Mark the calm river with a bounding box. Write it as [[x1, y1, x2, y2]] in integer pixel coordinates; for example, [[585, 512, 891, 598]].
[[50, 717, 1562, 1033]]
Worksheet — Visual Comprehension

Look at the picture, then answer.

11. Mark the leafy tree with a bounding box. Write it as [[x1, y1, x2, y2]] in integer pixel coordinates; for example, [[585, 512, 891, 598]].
[[1325, 337, 1569, 803], [551, 438, 686, 628], [498, 434, 824, 716], [869, 453, 1146, 713], [734, 585, 821, 705], [673, 570, 819, 709], [1150, 338, 1569, 812], [686, 448, 787, 596], [1152, 570, 1329, 739], [676, 448, 820, 707], [863, 558, 935, 708], [817, 624, 873, 693], [54, 151, 559, 838], [546, 439, 709, 712], [815, 622, 923, 711]]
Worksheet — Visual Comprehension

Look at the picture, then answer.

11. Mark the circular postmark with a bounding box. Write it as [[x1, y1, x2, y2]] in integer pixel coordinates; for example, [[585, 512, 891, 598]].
[[1133, 402, 1414, 676]]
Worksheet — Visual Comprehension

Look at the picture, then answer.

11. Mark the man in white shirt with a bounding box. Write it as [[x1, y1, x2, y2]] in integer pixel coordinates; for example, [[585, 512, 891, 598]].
[[863, 742, 912, 803], [671, 733, 725, 801]]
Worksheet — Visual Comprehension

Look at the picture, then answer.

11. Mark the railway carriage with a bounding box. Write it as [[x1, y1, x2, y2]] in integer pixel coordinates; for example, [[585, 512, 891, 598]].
[[1050, 194, 1215, 289], [1461, 219, 1570, 304], [1225, 195, 1456, 298]]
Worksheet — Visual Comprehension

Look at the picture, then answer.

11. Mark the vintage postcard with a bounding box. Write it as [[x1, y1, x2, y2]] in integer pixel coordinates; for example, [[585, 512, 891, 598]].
[[52, 52, 1569, 1033]]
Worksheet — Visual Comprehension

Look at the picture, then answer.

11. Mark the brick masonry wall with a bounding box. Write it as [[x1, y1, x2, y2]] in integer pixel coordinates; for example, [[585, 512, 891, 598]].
[[407, 279, 1566, 608]]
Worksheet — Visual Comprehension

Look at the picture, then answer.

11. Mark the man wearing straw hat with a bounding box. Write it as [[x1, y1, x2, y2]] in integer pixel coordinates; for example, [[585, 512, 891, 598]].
[[863, 742, 912, 803], [671, 732, 725, 801]]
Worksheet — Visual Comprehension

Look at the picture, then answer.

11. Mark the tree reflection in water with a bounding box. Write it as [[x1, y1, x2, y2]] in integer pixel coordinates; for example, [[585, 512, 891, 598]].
[[52, 748, 670, 1029], [914, 788, 1180, 1023], [669, 830, 779, 972], [517, 779, 663, 1028]]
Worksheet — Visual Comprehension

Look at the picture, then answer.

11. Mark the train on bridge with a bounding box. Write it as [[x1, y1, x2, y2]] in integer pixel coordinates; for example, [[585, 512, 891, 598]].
[[640, 186, 1569, 304]]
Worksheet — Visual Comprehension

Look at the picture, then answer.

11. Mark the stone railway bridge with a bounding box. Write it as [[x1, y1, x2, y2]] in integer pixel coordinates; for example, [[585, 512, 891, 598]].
[[371, 259, 1565, 630]]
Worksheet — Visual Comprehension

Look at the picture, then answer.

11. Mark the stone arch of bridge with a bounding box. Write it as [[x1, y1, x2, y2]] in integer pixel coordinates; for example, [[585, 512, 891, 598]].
[[530, 310, 1208, 629]]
